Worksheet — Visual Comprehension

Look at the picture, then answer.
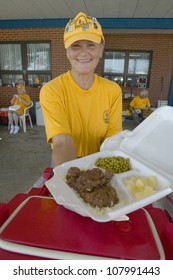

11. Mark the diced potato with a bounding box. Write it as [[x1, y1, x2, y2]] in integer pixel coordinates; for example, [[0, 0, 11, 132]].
[[143, 185, 155, 196], [123, 174, 157, 200], [147, 176, 157, 189], [134, 192, 145, 200], [126, 181, 135, 190], [135, 179, 145, 190]]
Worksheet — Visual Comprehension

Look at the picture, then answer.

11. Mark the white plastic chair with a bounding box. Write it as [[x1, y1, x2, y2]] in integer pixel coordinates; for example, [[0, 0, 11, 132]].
[[19, 101, 33, 132]]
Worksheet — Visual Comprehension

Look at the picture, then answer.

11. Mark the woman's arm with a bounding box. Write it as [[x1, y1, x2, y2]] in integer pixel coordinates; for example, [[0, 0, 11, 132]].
[[16, 95, 30, 106], [52, 134, 77, 167], [10, 95, 16, 105], [129, 105, 135, 113]]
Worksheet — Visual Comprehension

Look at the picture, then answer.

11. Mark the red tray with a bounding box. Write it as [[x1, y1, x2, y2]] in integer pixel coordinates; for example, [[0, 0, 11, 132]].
[[0, 196, 163, 260]]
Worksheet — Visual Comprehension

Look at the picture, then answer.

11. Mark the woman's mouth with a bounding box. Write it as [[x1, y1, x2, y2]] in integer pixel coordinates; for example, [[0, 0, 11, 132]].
[[77, 59, 91, 63]]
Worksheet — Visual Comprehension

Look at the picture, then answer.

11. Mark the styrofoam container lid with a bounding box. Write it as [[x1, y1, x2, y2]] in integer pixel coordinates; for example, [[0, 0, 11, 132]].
[[121, 106, 173, 182]]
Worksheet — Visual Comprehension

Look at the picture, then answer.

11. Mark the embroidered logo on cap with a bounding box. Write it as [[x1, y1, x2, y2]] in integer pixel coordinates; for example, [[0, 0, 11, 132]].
[[65, 14, 98, 33]]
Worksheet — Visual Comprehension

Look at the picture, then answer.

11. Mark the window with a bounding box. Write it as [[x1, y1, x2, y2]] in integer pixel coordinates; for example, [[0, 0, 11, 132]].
[[104, 52, 125, 73], [0, 42, 51, 86], [103, 51, 152, 88]]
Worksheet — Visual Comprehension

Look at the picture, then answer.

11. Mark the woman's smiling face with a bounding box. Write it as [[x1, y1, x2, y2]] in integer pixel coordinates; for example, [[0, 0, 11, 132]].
[[66, 40, 104, 74]]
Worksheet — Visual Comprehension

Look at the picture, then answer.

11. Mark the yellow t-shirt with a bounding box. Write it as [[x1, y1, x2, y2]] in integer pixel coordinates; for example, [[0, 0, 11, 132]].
[[130, 95, 151, 109], [14, 93, 31, 115], [40, 71, 122, 157]]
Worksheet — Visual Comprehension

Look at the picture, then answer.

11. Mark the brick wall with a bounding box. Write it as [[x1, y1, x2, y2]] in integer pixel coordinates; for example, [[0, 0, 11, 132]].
[[0, 28, 173, 108]]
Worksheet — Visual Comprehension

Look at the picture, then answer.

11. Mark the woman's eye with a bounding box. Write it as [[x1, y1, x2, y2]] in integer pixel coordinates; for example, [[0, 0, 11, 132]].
[[71, 44, 80, 48], [88, 43, 96, 47]]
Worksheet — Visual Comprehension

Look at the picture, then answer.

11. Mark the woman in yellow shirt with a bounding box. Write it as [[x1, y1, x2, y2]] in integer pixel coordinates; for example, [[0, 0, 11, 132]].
[[8, 84, 32, 134], [40, 12, 122, 167]]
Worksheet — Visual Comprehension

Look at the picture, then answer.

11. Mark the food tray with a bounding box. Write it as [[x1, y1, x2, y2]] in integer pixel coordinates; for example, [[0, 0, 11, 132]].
[[46, 149, 172, 222]]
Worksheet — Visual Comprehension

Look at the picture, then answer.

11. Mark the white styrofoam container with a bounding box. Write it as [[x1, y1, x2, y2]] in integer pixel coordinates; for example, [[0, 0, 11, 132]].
[[121, 106, 173, 181], [46, 106, 173, 222]]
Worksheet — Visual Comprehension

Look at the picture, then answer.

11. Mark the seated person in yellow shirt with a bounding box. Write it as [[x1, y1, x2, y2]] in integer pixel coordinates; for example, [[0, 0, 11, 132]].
[[129, 90, 151, 123], [8, 84, 32, 134]]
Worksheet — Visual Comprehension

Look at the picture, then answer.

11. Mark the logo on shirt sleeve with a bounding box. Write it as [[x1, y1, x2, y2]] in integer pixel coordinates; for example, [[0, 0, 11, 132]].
[[103, 110, 110, 123]]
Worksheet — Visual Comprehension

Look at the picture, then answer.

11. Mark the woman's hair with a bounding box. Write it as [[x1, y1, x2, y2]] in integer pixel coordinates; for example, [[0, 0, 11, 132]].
[[140, 90, 148, 98]]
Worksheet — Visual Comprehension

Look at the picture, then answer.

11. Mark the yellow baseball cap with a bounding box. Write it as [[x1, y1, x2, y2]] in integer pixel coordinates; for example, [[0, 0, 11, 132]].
[[64, 12, 105, 49]]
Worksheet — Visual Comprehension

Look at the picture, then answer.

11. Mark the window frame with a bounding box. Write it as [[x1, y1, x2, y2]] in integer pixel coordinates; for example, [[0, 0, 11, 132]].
[[0, 41, 52, 86], [103, 50, 152, 88]]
